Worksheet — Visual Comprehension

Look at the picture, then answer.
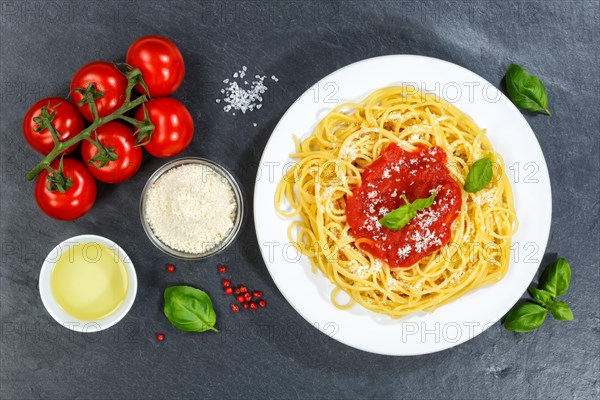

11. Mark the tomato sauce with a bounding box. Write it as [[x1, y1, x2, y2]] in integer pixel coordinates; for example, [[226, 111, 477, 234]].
[[346, 144, 462, 268]]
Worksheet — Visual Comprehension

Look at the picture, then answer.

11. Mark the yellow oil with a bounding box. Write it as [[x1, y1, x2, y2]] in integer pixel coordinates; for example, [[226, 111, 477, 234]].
[[51, 242, 129, 321]]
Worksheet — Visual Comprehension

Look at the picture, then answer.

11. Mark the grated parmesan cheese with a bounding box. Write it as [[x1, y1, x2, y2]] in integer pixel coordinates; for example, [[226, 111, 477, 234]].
[[411, 228, 443, 253], [397, 244, 412, 259], [387, 275, 422, 292], [408, 133, 422, 143], [349, 259, 383, 278], [339, 145, 358, 160], [473, 187, 496, 206], [449, 270, 465, 285], [145, 164, 237, 254]]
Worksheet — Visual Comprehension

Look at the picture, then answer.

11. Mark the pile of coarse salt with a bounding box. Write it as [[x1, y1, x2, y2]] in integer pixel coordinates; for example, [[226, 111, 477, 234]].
[[216, 66, 279, 123]]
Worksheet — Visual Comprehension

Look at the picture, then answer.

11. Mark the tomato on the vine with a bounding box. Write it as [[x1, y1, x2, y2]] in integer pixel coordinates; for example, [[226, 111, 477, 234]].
[[126, 36, 185, 97], [22, 97, 84, 155], [134, 98, 194, 158], [35, 158, 97, 220], [81, 121, 142, 184], [70, 61, 127, 121]]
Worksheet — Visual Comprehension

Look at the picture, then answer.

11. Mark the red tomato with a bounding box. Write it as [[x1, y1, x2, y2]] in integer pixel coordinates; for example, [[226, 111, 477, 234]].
[[22, 97, 84, 155], [81, 121, 143, 184], [135, 98, 194, 158], [70, 61, 127, 121], [35, 158, 97, 220], [126, 36, 185, 97]]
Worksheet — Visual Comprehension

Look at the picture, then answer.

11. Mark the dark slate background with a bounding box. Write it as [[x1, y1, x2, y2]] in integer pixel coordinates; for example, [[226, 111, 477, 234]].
[[1, 1, 599, 399]]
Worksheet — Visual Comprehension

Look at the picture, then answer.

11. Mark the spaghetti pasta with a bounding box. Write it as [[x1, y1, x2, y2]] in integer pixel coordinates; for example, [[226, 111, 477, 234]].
[[275, 86, 517, 318]]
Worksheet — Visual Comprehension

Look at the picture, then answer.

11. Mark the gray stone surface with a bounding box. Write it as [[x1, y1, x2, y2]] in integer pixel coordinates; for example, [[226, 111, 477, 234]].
[[1, 1, 599, 399]]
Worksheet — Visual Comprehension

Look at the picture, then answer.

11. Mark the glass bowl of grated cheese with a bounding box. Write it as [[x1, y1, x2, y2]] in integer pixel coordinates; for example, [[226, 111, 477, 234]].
[[140, 157, 244, 260]]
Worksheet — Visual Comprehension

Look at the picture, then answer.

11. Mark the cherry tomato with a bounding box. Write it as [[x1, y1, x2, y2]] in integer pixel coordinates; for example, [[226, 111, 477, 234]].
[[70, 61, 127, 121], [22, 97, 84, 155], [81, 122, 142, 184], [35, 158, 97, 220], [134, 98, 194, 158], [126, 36, 185, 97]]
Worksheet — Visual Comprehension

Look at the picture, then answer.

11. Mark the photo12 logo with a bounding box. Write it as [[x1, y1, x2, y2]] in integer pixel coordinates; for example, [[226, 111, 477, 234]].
[[398, 320, 495, 344], [0, 1, 139, 24]]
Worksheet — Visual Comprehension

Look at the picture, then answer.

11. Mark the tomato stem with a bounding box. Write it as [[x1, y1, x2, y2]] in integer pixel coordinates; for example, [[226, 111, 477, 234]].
[[26, 94, 149, 181], [26, 66, 154, 180], [86, 133, 118, 169], [118, 115, 143, 127], [47, 123, 62, 145], [45, 155, 73, 193], [33, 104, 63, 145], [87, 92, 99, 121]]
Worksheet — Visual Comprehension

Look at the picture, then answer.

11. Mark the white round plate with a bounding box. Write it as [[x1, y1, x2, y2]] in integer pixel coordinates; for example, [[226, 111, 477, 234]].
[[254, 55, 551, 356]]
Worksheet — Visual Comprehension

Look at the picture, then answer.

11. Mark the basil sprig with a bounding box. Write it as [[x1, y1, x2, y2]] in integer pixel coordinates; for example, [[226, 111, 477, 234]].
[[548, 301, 574, 321], [539, 258, 571, 298], [164, 285, 218, 332], [504, 303, 547, 333], [505, 63, 551, 115], [504, 258, 574, 332], [379, 191, 437, 230], [464, 157, 493, 193], [528, 287, 553, 307]]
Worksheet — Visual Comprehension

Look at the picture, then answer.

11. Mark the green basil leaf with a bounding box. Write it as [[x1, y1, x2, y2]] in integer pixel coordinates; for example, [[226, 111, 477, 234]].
[[379, 206, 416, 230], [464, 157, 493, 193], [410, 190, 437, 210], [539, 258, 571, 298], [379, 192, 437, 231], [504, 302, 547, 332], [505, 64, 551, 115], [164, 285, 218, 333], [528, 287, 553, 307], [548, 301, 574, 321]]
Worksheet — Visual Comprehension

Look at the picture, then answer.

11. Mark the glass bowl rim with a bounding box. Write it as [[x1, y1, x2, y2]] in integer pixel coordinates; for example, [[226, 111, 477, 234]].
[[139, 157, 244, 260]]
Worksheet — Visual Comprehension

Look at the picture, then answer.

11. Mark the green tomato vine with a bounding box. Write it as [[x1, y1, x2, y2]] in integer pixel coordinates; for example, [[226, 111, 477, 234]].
[[25, 64, 154, 182]]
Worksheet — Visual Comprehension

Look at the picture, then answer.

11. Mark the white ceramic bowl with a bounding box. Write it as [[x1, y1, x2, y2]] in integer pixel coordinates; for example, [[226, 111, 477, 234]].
[[39, 234, 137, 332]]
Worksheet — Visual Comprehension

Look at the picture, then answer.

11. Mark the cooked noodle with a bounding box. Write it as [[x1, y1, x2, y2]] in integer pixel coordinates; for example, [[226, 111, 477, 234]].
[[276, 86, 517, 318]]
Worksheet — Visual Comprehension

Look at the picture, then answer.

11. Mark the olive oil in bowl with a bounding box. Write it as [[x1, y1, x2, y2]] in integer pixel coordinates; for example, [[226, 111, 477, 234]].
[[51, 242, 129, 321]]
